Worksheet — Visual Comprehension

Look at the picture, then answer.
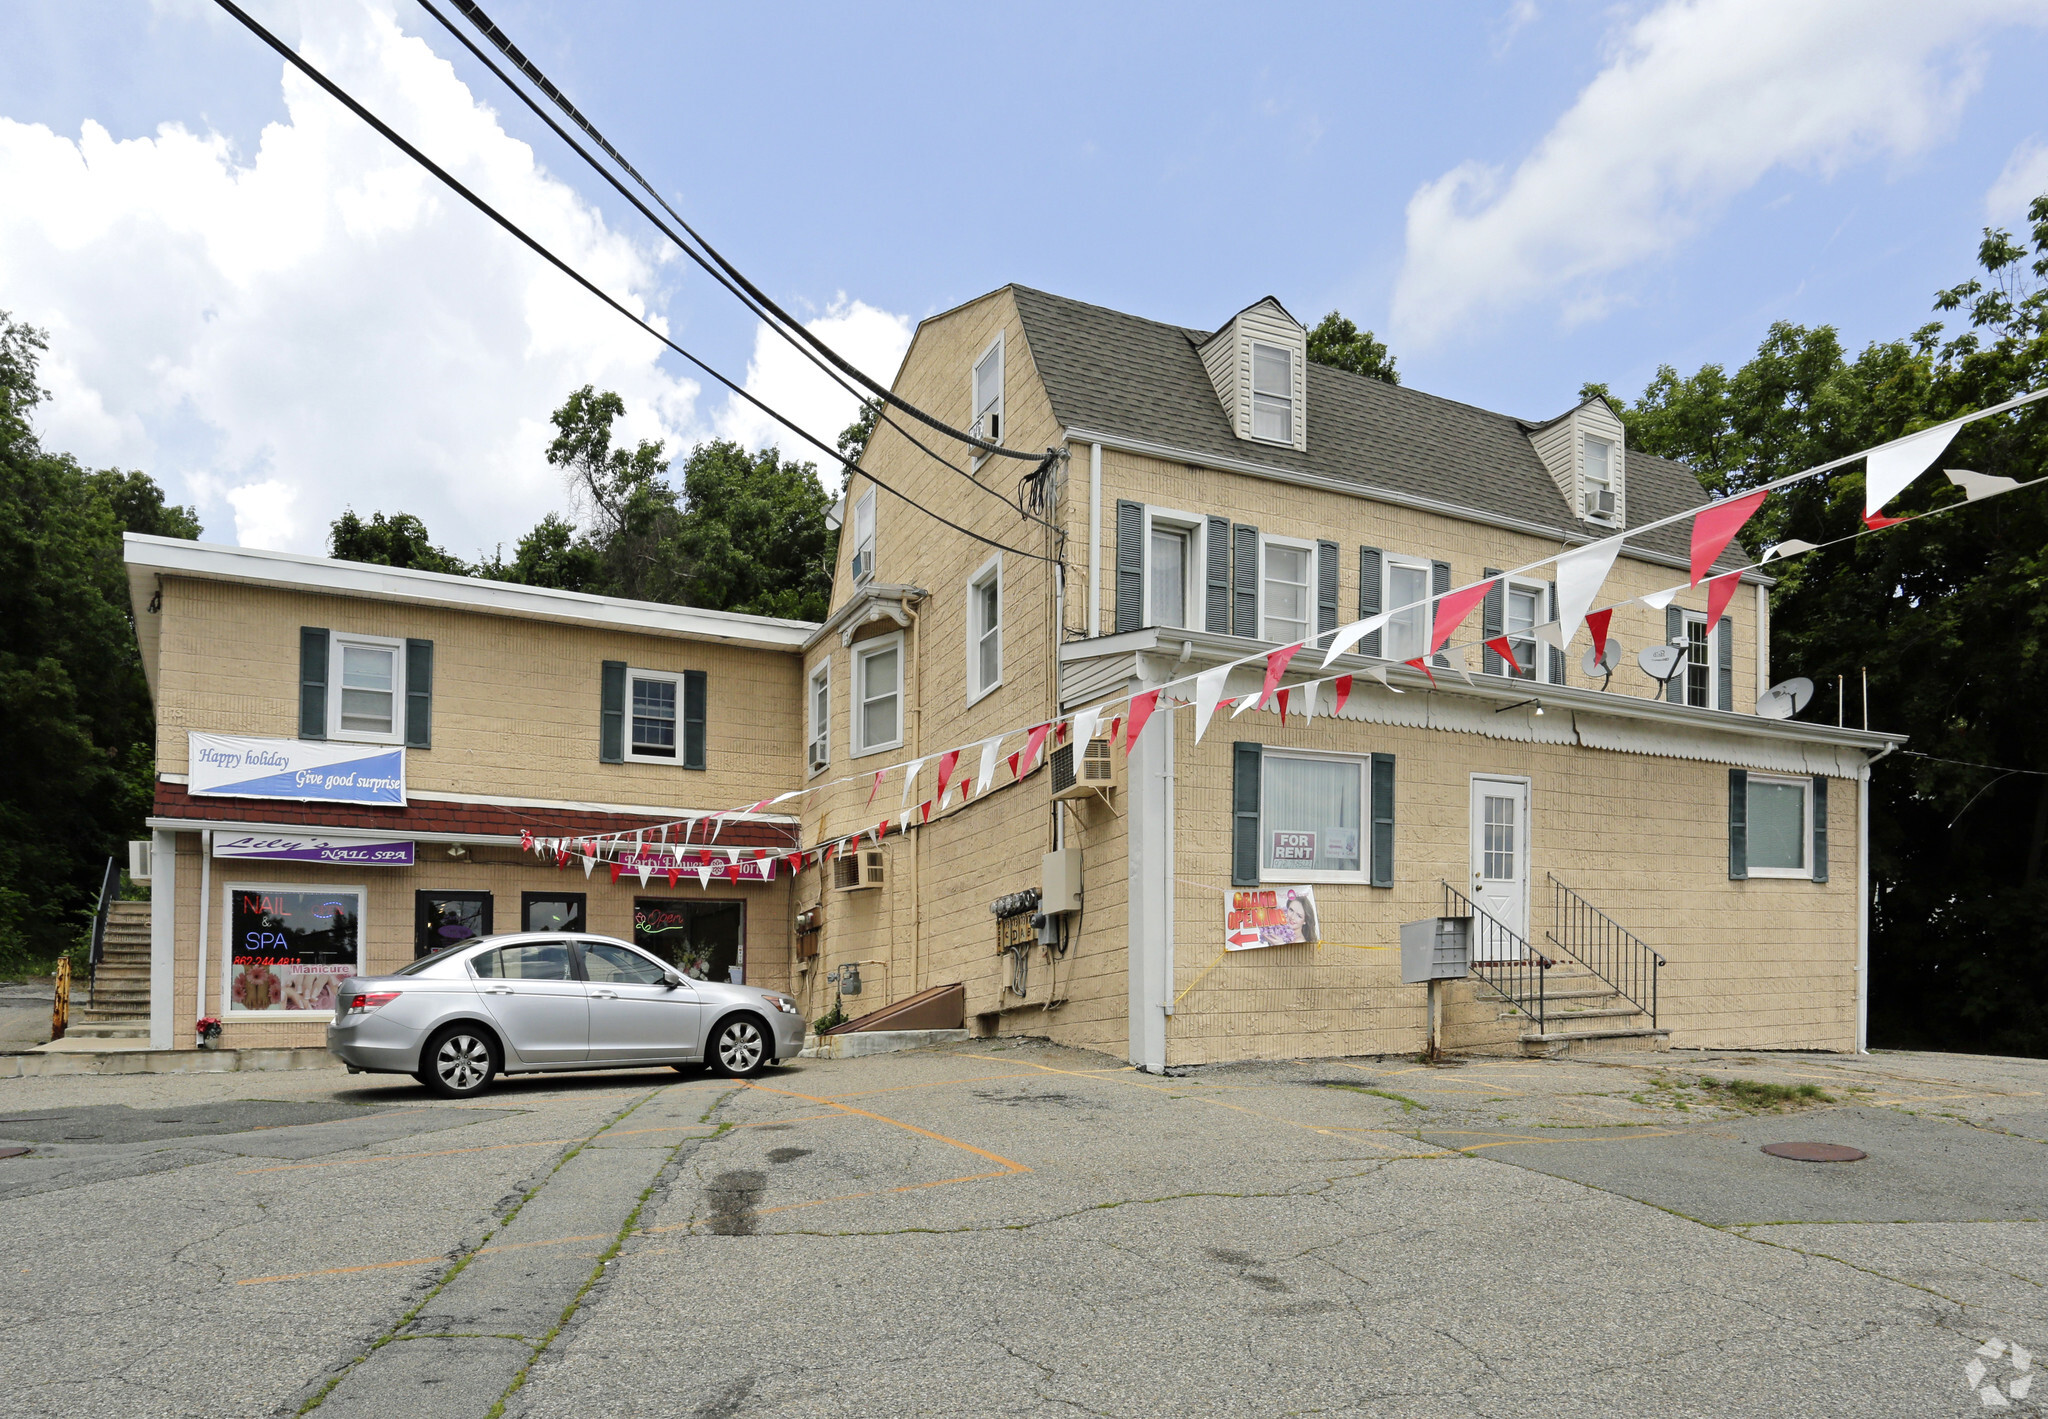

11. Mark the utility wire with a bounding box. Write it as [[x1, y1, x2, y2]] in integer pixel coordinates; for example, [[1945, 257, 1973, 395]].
[[210, 0, 1059, 566], [444, 0, 1044, 464], [410, 0, 1046, 527], [1902, 750, 2048, 777]]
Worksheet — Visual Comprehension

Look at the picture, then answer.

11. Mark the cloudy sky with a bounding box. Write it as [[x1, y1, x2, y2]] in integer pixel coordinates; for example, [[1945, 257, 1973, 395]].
[[3, 0, 2045, 558]]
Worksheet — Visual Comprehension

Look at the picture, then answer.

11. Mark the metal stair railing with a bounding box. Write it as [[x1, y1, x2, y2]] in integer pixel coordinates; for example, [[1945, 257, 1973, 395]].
[[1442, 880, 1553, 1036], [1545, 873, 1665, 1027], [87, 855, 119, 997]]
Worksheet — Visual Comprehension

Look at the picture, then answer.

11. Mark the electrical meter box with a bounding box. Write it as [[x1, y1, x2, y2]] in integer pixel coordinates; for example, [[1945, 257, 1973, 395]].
[[1040, 850, 1083, 914], [1400, 916, 1471, 984]]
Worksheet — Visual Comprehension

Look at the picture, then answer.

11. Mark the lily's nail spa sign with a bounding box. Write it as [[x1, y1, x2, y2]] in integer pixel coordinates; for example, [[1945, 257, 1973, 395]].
[[188, 733, 406, 806], [214, 834, 415, 867]]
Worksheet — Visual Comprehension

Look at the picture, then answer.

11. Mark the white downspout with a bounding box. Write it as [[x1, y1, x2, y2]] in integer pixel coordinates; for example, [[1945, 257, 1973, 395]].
[[195, 829, 212, 1035], [148, 828, 177, 1050], [1755, 583, 1770, 695], [1857, 743, 1895, 1053], [1087, 443, 1103, 637]]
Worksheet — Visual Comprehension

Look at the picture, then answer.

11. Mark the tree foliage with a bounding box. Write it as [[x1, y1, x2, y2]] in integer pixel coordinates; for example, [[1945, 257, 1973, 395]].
[[1612, 195, 2048, 1056], [0, 314, 200, 972], [1307, 312, 1400, 385], [330, 509, 471, 575]]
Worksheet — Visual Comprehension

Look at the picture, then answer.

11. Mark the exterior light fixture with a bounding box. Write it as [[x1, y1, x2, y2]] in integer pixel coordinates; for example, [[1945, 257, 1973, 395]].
[[1496, 698, 1544, 716]]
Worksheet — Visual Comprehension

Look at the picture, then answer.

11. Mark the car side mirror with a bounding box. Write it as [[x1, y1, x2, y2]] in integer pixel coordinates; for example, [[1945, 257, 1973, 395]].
[[663, 971, 685, 989]]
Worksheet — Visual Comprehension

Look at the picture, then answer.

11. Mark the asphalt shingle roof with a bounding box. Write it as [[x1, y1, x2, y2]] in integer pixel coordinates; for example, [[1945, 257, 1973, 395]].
[[1008, 285, 1747, 575]]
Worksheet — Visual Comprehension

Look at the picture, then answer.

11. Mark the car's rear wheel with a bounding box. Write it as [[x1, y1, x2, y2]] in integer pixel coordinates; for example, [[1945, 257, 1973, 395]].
[[707, 1017, 769, 1078], [418, 1025, 498, 1098]]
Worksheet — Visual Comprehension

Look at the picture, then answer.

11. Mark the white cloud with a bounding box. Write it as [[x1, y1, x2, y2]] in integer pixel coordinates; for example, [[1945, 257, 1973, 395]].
[[714, 298, 913, 478], [0, 0, 697, 557], [1986, 136, 2048, 221], [1392, 0, 2048, 347]]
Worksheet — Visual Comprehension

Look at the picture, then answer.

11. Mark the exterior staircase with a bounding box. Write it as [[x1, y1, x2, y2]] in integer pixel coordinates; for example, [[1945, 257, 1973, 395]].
[[71, 900, 151, 1041], [1485, 962, 1667, 1057]]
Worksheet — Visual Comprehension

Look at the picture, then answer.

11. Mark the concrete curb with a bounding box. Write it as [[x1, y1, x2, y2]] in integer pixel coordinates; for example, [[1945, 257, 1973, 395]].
[[0, 1046, 342, 1078], [799, 1029, 969, 1060]]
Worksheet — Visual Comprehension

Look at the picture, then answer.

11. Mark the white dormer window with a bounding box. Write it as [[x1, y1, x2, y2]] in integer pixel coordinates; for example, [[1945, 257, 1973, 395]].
[[1251, 342, 1293, 444], [1582, 435, 1618, 523], [972, 335, 1004, 450], [851, 488, 876, 583]]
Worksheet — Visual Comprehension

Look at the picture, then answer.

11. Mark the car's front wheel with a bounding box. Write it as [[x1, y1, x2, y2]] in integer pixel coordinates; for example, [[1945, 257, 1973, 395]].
[[707, 1017, 769, 1078], [418, 1025, 498, 1098]]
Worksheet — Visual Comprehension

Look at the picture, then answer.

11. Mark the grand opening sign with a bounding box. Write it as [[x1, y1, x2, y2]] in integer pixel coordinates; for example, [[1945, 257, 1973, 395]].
[[188, 733, 405, 807]]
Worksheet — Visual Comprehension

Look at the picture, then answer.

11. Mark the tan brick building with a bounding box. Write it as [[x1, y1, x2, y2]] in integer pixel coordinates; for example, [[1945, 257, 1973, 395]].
[[124, 284, 1899, 1069]]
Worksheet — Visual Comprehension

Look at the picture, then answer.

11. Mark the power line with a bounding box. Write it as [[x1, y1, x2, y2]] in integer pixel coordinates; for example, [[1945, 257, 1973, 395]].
[[442, 0, 1045, 464], [410, 0, 1045, 528], [1901, 750, 2048, 777], [209, 0, 1059, 567]]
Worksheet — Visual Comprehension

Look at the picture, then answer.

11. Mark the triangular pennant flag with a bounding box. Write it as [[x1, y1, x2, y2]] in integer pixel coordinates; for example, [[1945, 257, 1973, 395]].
[[1019, 723, 1053, 776], [581, 854, 597, 878], [873, 820, 887, 845], [976, 736, 1002, 797], [1007, 751, 1022, 780], [771, 789, 802, 804], [1554, 536, 1622, 651], [934, 750, 960, 802], [1260, 643, 1303, 708], [1126, 689, 1161, 747], [1484, 636, 1523, 676], [1689, 489, 1767, 585], [1403, 656, 1439, 689], [697, 865, 713, 888], [900, 757, 926, 809], [1441, 644, 1474, 687], [520, 830, 533, 852], [1363, 664, 1403, 694], [1192, 667, 1228, 744], [1334, 674, 1353, 714], [1641, 585, 1681, 611], [1321, 612, 1392, 668], [1862, 510, 1906, 531], [1761, 539, 1819, 562], [1585, 607, 1613, 663], [1275, 687, 1291, 720], [1109, 716, 1122, 743], [665, 867, 680, 889], [709, 814, 726, 843], [636, 862, 652, 887], [1071, 705, 1102, 748], [1298, 680, 1316, 726], [919, 800, 932, 823], [1865, 422, 1960, 518], [609, 862, 623, 884], [1703, 571, 1741, 628], [1430, 580, 1495, 653], [1531, 621, 1566, 652], [1230, 691, 1260, 718], [1946, 468, 2018, 501], [866, 770, 883, 808]]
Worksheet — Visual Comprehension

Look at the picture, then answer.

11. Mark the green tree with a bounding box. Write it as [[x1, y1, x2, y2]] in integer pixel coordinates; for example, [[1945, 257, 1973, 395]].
[[329, 509, 471, 575], [1307, 312, 1400, 385], [497, 512, 606, 594], [672, 440, 837, 621], [546, 385, 685, 603], [1611, 196, 2048, 1057], [0, 313, 198, 972]]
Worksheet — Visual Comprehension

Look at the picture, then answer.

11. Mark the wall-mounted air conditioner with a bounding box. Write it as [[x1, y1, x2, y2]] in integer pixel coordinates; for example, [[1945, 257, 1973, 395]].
[[127, 839, 152, 884], [850, 548, 873, 582], [832, 848, 885, 891], [1583, 487, 1616, 519], [1050, 738, 1115, 801]]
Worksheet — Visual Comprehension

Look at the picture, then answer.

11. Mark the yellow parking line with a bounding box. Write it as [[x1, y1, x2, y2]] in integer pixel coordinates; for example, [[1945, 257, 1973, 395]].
[[237, 1137, 580, 1174], [740, 1081, 1031, 1175]]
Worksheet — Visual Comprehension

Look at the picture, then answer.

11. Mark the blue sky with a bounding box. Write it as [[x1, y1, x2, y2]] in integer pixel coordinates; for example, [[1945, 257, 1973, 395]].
[[3, 0, 2045, 555]]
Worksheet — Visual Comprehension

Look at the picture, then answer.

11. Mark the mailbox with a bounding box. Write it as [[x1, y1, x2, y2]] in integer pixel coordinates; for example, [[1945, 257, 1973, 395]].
[[1400, 916, 1471, 984]]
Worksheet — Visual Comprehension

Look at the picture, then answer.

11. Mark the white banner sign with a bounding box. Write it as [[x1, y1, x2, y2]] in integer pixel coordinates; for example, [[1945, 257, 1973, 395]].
[[188, 733, 406, 806]]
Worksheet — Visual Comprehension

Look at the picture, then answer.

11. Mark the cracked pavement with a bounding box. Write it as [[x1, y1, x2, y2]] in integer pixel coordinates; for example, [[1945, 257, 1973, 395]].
[[1, 1043, 2044, 1416]]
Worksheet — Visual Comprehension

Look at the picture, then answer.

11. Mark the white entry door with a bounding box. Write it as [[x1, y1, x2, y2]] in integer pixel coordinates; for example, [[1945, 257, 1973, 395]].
[[1469, 777, 1531, 956]]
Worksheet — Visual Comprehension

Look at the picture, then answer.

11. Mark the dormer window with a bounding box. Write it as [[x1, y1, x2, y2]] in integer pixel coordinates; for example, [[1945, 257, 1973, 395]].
[[1583, 436, 1617, 522], [972, 335, 1004, 447], [1251, 342, 1293, 444]]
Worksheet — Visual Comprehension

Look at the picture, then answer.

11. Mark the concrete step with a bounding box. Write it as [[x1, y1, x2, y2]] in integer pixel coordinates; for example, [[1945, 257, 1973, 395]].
[[1520, 1026, 1671, 1058], [64, 1021, 149, 1039], [1511, 1005, 1644, 1023]]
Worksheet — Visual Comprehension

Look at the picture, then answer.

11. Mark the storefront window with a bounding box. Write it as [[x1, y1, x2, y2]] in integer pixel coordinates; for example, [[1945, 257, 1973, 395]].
[[226, 885, 363, 1013], [522, 892, 586, 934], [1260, 754, 1364, 880], [633, 898, 744, 983], [415, 890, 492, 959]]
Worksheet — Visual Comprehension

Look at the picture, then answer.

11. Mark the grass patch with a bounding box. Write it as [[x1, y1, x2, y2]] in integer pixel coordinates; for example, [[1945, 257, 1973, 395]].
[[1696, 1076, 1835, 1112], [1322, 1083, 1426, 1112]]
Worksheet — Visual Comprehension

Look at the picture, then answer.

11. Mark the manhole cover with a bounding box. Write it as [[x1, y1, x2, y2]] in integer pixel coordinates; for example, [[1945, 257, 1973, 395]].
[[1761, 1141, 1866, 1162], [0, 1147, 31, 1160]]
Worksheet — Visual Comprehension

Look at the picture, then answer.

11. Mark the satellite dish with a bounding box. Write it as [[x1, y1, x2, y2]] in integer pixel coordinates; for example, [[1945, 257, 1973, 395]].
[[1755, 677, 1815, 720], [1581, 638, 1623, 678], [1638, 644, 1685, 685]]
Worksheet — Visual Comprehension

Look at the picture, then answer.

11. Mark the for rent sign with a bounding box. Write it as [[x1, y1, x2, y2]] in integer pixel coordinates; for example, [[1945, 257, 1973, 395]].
[[188, 733, 406, 806]]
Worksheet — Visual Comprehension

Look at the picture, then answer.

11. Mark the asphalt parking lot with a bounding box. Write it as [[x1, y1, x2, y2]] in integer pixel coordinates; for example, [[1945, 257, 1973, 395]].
[[1, 1042, 2043, 1418]]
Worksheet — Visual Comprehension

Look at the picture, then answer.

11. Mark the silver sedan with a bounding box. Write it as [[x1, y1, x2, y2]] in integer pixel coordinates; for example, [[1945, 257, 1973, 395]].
[[326, 933, 806, 1097]]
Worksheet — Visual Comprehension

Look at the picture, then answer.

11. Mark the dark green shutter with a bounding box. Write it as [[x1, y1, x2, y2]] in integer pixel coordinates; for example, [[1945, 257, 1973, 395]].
[[1429, 560, 1451, 666], [1358, 547, 1382, 657], [1232, 525, 1259, 638], [1370, 752, 1396, 888], [1481, 569, 1504, 675], [1811, 775, 1828, 883], [683, 670, 707, 770], [1547, 582, 1565, 684], [1232, 742, 1262, 887], [1728, 768, 1748, 880], [600, 660, 627, 763], [1665, 605, 1685, 704], [298, 627, 328, 739], [1717, 615, 1734, 713], [405, 639, 433, 749], [1316, 539, 1339, 643], [1114, 500, 1144, 633], [1205, 516, 1231, 633]]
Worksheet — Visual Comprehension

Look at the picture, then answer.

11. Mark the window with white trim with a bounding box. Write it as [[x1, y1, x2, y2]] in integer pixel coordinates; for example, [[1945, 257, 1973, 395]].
[[852, 634, 903, 757], [972, 335, 1004, 448], [626, 669, 682, 762], [1506, 579, 1545, 682], [1745, 774, 1810, 876], [1260, 537, 1314, 644], [1382, 556, 1431, 663], [329, 633, 406, 743], [1260, 751, 1365, 883], [1250, 341, 1293, 444], [1143, 510, 1204, 630], [1582, 435, 1618, 523], [851, 489, 876, 583], [807, 660, 830, 773], [968, 557, 1002, 701], [1681, 611, 1715, 709]]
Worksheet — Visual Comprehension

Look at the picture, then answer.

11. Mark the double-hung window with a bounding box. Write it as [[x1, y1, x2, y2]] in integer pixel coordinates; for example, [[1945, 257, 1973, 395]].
[[972, 336, 1004, 448], [851, 489, 876, 583], [1506, 580, 1544, 682], [1261, 538, 1313, 644], [626, 670, 681, 762], [968, 558, 1001, 701], [1681, 611, 1714, 708], [1583, 436, 1618, 522], [853, 634, 903, 757], [807, 660, 830, 772], [329, 633, 405, 742], [1260, 751, 1365, 882], [1745, 774, 1810, 876], [1250, 341, 1293, 444], [1383, 557, 1432, 662]]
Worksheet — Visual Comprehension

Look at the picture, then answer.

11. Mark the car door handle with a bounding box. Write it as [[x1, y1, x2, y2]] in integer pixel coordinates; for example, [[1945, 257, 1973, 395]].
[[482, 985, 512, 995], [590, 989, 618, 1000]]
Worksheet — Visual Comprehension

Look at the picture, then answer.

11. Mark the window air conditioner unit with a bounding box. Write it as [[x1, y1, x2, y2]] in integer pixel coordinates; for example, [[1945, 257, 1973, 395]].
[[971, 411, 1000, 444], [851, 548, 873, 582], [809, 740, 829, 773], [832, 848, 886, 891], [127, 839, 152, 884], [1583, 487, 1616, 519], [1050, 737, 1115, 801]]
